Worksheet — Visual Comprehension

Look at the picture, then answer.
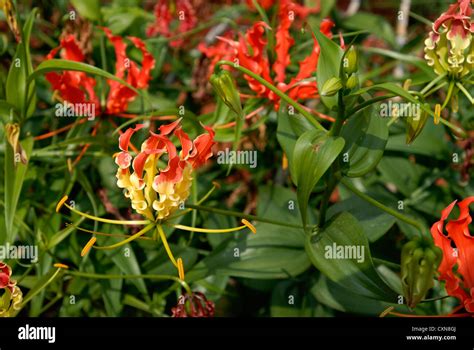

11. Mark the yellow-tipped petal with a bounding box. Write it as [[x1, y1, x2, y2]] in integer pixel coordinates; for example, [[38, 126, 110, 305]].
[[177, 258, 185, 281], [241, 219, 256, 234], [56, 195, 69, 213], [81, 237, 97, 257], [434, 104, 441, 125], [54, 263, 69, 269]]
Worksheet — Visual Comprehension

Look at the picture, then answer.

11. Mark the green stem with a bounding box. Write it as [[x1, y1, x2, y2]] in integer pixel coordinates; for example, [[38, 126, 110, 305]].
[[185, 203, 305, 229], [346, 94, 395, 116], [320, 93, 345, 226], [339, 178, 424, 234], [65, 270, 192, 295], [215, 60, 325, 131], [420, 73, 447, 95]]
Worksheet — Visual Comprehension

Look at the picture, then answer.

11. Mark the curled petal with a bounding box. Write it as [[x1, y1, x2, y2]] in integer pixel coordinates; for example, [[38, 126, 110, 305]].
[[118, 124, 145, 151]]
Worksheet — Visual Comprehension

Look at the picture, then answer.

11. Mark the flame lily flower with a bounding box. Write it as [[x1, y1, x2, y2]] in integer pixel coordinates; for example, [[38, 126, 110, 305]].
[[425, 0, 474, 79], [0, 262, 23, 317], [56, 120, 256, 280], [430, 197, 474, 313], [171, 291, 215, 317], [146, 0, 198, 48], [46, 27, 155, 116], [200, 1, 330, 109]]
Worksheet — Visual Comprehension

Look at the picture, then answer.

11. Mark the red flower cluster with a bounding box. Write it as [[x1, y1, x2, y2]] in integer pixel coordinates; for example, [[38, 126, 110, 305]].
[[46, 27, 155, 116], [171, 292, 215, 317], [431, 197, 474, 312], [200, 0, 330, 108], [146, 0, 198, 47]]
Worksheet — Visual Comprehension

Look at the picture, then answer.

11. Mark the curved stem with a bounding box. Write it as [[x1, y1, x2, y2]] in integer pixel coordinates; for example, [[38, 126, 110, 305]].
[[215, 60, 325, 131], [65, 270, 192, 295], [185, 203, 305, 229], [62, 202, 150, 226], [157, 225, 178, 267], [339, 178, 424, 234], [92, 224, 155, 250]]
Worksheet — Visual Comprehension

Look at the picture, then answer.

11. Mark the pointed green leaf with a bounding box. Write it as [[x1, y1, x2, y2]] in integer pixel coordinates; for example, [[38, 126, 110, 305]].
[[340, 105, 388, 177], [305, 211, 399, 302], [292, 130, 344, 226], [313, 28, 344, 110]]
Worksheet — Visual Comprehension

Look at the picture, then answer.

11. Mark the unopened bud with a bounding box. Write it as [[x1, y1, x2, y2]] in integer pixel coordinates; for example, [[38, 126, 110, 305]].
[[210, 70, 243, 118], [321, 77, 343, 97]]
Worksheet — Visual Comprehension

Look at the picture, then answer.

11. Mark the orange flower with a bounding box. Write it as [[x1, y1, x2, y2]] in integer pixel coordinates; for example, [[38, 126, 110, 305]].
[[430, 197, 474, 312]]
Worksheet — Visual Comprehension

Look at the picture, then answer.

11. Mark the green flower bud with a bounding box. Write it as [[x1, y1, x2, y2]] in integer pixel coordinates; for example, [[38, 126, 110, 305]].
[[343, 46, 358, 75], [320, 77, 343, 97], [406, 106, 428, 144], [210, 70, 243, 118], [401, 238, 442, 309], [345, 74, 359, 90]]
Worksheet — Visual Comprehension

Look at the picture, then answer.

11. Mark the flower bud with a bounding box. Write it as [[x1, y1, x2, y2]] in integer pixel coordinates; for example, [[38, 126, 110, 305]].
[[345, 74, 359, 90], [210, 70, 243, 118], [405, 103, 428, 144], [401, 238, 442, 309], [320, 77, 343, 97], [343, 46, 358, 75]]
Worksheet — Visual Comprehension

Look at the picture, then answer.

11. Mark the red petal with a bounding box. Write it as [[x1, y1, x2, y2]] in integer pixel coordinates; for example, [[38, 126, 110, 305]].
[[273, 0, 295, 83], [119, 124, 145, 151], [175, 127, 193, 159], [188, 125, 215, 168]]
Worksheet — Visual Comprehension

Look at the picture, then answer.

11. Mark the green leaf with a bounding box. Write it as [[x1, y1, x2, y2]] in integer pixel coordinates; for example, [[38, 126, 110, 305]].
[[6, 9, 37, 119], [101, 266, 123, 316], [340, 105, 388, 177], [0, 100, 18, 123], [271, 280, 330, 317], [327, 195, 396, 242], [102, 238, 149, 298], [187, 186, 310, 281], [4, 137, 34, 243], [46, 217, 86, 249], [292, 130, 344, 226], [305, 212, 399, 301], [311, 274, 409, 315], [28, 59, 139, 94], [313, 28, 344, 110], [71, 0, 101, 21], [276, 104, 314, 175], [344, 12, 396, 47], [16, 267, 63, 314]]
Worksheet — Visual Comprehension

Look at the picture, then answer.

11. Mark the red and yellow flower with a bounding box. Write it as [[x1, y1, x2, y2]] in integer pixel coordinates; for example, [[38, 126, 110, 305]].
[[430, 197, 474, 313], [115, 119, 215, 220], [424, 0, 474, 78], [0, 262, 23, 317]]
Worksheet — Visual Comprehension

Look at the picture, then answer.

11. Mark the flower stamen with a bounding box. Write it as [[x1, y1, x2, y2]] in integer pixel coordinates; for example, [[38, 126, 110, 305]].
[[81, 237, 97, 257], [92, 224, 155, 251], [177, 258, 185, 281]]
